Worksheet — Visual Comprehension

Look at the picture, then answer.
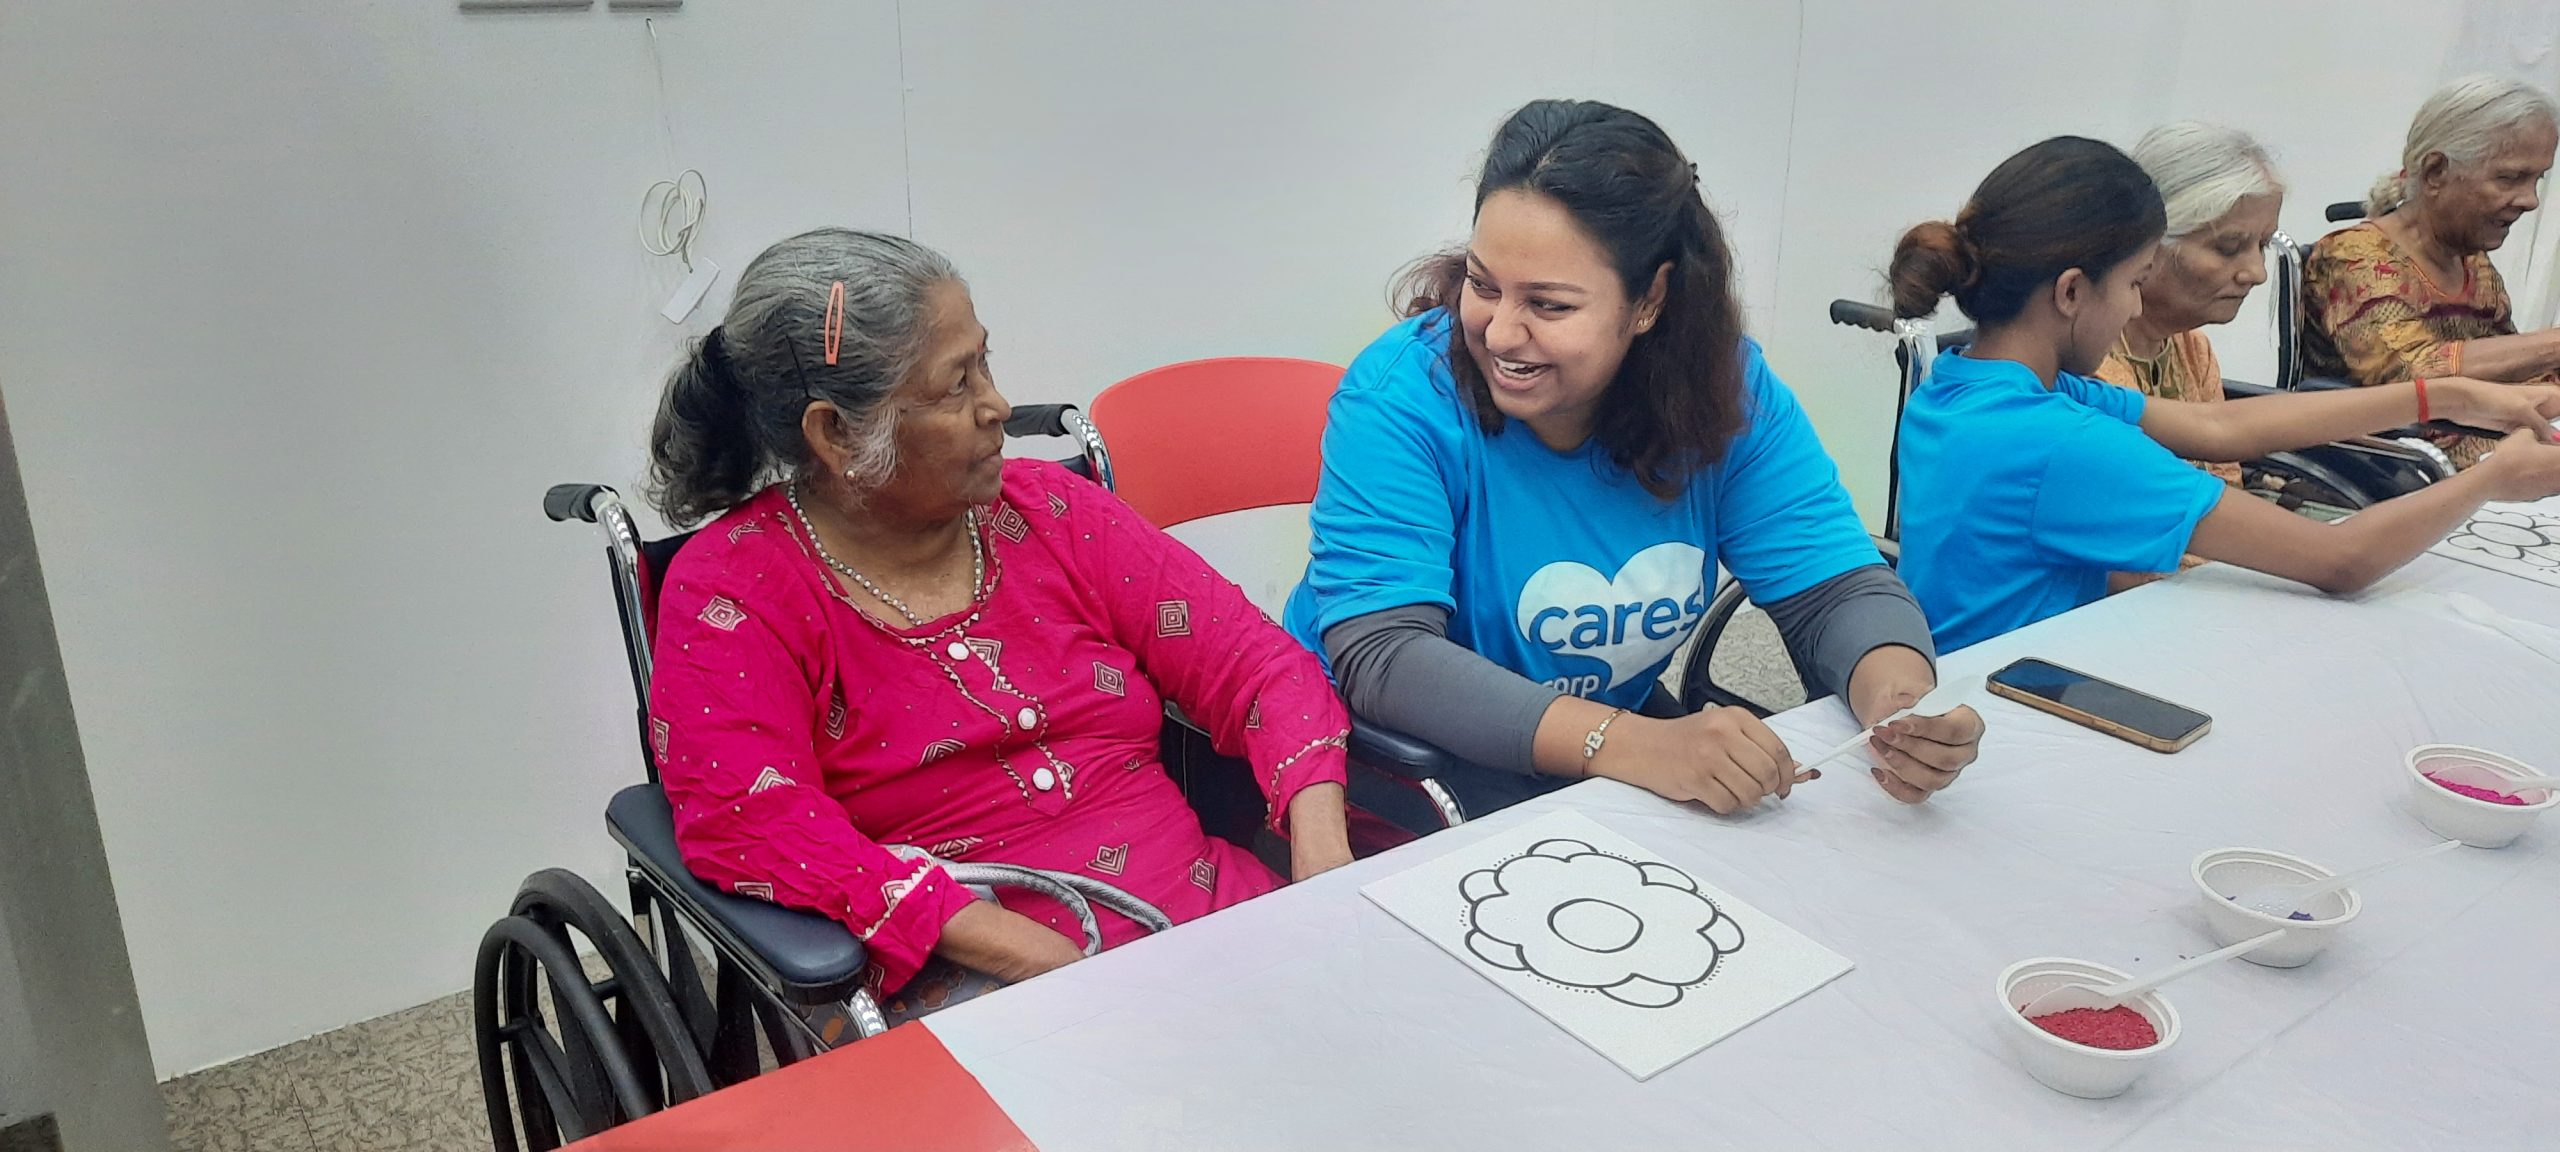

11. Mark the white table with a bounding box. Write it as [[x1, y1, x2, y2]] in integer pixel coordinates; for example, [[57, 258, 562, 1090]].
[[926, 545, 2560, 1151]]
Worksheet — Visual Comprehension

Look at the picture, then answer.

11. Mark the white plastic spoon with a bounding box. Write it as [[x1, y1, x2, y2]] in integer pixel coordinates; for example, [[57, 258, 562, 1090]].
[[2019, 929, 2286, 1019], [2231, 839, 2465, 920]]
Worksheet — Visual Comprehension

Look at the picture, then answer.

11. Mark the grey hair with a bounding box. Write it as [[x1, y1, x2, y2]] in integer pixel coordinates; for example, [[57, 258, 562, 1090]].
[[647, 227, 960, 526], [2131, 122, 2284, 239], [2368, 73, 2560, 217]]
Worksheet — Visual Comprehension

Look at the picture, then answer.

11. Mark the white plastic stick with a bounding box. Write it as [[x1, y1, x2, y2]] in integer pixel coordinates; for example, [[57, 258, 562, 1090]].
[[1795, 678, 1977, 773], [2089, 929, 2286, 1002]]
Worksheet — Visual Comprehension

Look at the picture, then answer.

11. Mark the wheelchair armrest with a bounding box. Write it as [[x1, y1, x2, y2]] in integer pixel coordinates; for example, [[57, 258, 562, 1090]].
[[606, 784, 872, 1004], [1346, 716, 1460, 782]]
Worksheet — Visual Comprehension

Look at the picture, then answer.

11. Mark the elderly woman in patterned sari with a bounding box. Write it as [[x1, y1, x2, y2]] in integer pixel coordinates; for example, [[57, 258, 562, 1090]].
[[2093, 123, 2282, 589], [642, 228, 1353, 1020], [2304, 74, 2560, 467]]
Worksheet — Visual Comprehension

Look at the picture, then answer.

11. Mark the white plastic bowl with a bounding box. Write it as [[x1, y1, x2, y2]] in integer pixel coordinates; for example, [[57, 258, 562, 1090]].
[[2405, 743, 2554, 848], [2191, 848, 2359, 968], [1995, 957, 2181, 1099]]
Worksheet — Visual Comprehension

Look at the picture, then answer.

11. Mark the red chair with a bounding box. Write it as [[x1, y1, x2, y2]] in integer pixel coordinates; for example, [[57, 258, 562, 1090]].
[[1089, 357, 1341, 527], [1089, 358, 1469, 836]]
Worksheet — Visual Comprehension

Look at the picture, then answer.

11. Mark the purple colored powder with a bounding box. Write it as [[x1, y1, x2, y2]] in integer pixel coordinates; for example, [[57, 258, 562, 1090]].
[[2424, 772, 2533, 806], [2227, 895, 2316, 921]]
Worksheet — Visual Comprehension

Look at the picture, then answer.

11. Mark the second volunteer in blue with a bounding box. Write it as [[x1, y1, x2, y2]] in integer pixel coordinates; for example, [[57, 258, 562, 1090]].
[[1284, 99, 1984, 819]]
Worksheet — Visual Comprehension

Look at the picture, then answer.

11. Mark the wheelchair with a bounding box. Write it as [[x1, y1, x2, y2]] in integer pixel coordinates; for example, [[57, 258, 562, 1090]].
[[2244, 218, 2455, 511], [1084, 358, 1821, 834], [478, 403, 1368, 1148]]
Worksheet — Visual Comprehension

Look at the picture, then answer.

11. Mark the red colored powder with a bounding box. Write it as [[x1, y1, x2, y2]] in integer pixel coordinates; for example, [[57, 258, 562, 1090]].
[[2425, 773, 2532, 806], [2026, 1005, 2159, 1051]]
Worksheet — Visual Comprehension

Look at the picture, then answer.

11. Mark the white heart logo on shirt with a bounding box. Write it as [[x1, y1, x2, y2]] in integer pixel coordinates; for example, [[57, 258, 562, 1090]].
[[1515, 542, 1709, 692]]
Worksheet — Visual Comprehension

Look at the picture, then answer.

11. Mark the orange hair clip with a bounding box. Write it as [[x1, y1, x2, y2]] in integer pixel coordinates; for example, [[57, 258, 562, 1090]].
[[822, 280, 846, 366]]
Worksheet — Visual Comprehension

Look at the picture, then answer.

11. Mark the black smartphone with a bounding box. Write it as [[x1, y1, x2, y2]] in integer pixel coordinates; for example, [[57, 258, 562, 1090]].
[[1984, 658, 2212, 752]]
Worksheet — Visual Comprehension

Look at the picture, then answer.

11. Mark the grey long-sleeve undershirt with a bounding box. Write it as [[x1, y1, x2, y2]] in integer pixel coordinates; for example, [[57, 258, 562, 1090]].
[[1319, 564, 1935, 775]]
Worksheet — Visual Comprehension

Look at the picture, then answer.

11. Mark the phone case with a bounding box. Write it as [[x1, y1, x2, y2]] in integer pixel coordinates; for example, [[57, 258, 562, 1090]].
[[1984, 677, 2212, 753]]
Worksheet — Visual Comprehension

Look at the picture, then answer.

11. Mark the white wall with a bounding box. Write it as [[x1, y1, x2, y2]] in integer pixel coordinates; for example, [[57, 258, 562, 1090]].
[[0, 0, 2540, 1077], [900, 0, 1802, 608], [0, 1, 913, 1077]]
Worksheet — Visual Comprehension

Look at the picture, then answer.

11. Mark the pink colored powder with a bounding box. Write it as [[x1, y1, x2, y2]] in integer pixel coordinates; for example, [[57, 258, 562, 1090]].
[[2026, 1005, 2159, 1051], [2424, 772, 2533, 806]]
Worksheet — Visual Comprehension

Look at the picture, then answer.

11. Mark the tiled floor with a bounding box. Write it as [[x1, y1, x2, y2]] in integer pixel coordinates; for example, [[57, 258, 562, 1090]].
[[1699, 603, 1808, 714], [160, 626, 1803, 1151], [162, 990, 485, 1152]]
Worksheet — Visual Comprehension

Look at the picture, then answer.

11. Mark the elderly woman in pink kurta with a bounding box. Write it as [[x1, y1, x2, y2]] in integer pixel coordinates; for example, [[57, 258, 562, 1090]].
[[643, 228, 1353, 1013]]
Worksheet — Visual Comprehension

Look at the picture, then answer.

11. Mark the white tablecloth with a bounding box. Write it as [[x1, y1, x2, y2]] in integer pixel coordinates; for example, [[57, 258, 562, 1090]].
[[927, 543, 2560, 1151]]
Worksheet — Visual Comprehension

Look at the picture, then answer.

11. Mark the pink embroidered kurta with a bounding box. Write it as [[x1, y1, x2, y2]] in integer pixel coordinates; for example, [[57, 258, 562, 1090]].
[[648, 460, 1349, 994]]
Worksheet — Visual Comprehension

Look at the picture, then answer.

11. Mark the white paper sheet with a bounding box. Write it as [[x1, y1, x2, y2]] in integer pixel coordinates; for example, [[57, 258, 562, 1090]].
[[1361, 810, 1852, 1080], [2428, 502, 2560, 590]]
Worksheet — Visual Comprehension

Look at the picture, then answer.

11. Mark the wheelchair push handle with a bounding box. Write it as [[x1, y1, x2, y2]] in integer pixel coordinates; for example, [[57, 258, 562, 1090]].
[[1003, 404, 1077, 438], [544, 483, 611, 524], [2324, 200, 2366, 223], [1829, 299, 1897, 333]]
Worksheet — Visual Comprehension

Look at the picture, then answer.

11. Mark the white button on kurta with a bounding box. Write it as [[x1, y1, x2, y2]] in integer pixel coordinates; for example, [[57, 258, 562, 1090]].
[[1031, 766, 1056, 791], [947, 641, 970, 661], [1016, 707, 1039, 729]]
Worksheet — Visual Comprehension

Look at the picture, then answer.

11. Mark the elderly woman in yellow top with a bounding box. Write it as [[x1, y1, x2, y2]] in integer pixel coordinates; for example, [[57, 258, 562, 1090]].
[[2093, 122, 2281, 588], [2304, 74, 2560, 467]]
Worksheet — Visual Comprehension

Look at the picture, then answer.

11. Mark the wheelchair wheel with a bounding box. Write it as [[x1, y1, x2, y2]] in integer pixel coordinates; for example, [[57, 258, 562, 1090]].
[[475, 868, 713, 1151], [2244, 451, 2373, 518], [1678, 581, 1796, 718]]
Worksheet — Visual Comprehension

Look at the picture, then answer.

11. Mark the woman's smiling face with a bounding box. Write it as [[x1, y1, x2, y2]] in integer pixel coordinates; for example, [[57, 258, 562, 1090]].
[[1457, 188, 1665, 448]]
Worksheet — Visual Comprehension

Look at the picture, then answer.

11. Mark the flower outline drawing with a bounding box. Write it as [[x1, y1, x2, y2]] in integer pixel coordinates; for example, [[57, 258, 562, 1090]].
[[1460, 837, 1745, 1008], [2447, 508, 2560, 569]]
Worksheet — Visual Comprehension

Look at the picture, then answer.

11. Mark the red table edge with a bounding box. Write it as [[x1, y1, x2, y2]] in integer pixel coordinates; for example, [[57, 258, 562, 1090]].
[[568, 1021, 1036, 1152]]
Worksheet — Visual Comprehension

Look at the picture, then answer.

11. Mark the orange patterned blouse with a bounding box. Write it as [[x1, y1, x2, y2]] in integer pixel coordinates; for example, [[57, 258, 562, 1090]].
[[2092, 329, 2242, 582], [2302, 221, 2558, 466]]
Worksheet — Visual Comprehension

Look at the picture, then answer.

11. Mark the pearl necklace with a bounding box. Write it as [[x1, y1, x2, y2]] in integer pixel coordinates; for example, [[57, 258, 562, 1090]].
[[784, 483, 983, 628]]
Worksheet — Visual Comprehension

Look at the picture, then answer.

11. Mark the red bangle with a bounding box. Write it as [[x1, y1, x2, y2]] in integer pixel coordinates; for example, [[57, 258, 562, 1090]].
[[2414, 377, 2430, 422]]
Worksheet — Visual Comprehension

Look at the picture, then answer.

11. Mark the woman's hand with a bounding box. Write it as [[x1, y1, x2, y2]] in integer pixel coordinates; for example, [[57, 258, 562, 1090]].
[[2429, 377, 2560, 439], [935, 900, 1084, 983], [1592, 708, 1809, 814], [1862, 703, 1985, 804], [2472, 426, 2560, 502], [1285, 782, 1355, 881], [1846, 647, 1983, 803]]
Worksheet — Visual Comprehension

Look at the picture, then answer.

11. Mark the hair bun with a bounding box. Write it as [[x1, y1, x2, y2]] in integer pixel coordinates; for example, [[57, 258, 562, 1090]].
[[1886, 220, 1977, 319], [2364, 169, 2409, 219]]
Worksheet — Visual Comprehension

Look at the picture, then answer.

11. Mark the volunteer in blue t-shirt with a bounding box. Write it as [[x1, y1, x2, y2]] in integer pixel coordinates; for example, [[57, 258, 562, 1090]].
[[1887, 135, 2560, 653], [1284, 99, 1986, 820]]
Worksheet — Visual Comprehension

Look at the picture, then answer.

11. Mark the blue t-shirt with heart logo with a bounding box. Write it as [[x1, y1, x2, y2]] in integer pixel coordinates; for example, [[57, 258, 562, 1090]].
[[1282, 311, 1881, 708]]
